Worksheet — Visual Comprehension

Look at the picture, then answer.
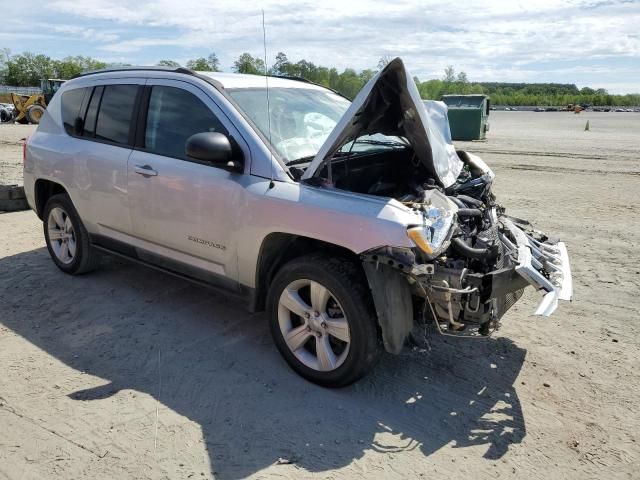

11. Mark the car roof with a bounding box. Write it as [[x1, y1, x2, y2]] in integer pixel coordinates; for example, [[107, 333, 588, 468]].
[[196, 71, 329, 91], [71, 66, 330, 92]]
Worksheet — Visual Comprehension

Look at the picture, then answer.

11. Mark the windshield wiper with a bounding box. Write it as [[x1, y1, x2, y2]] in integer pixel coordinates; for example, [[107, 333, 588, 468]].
[[287, 151, 354, 166], [352, 138, 407, 148], [287, 140, 406, 166], [286, 155, 315, 166]]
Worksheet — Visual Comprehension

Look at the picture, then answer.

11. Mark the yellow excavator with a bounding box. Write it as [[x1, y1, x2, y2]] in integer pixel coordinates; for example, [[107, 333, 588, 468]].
[[11, 79, 65, 124]]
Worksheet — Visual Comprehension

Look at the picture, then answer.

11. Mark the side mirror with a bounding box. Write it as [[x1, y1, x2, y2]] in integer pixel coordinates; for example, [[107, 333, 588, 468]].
[[185, 132, 243, 172]]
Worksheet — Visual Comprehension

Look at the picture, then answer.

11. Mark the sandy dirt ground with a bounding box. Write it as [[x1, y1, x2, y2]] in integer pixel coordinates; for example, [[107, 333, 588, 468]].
[[0, 112, 639, 479], [0, 123, 31, 186]]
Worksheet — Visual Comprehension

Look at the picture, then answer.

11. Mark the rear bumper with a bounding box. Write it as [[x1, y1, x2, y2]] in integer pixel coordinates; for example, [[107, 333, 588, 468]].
[[502, 218, 572, 316], [22, 170, 37, 213]]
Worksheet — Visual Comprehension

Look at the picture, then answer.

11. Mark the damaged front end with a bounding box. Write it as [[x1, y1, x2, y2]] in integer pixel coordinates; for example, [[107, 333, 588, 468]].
[[361, 151, 572, 353], [298, 57, 572, 353]]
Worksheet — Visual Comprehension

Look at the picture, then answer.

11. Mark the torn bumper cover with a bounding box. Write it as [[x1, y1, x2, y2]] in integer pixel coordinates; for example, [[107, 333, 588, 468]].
[[362, 259, 414, 354], [361, 219, 573, 352], [501, 218, 573, 316]]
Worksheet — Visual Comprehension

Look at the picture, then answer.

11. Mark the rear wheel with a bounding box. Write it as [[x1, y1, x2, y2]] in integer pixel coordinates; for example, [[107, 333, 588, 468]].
[[43, 194, 100, 275], [267, 254, 381, 387]]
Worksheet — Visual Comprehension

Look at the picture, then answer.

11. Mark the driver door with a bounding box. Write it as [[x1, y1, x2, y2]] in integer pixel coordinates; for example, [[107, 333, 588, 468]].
[[126, 79, 246, 287]]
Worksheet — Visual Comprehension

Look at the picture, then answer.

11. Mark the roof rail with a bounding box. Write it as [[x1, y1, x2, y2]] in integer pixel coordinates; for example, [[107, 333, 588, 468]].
[[71, 66, 195, 79], [271, 74, 313, 84]]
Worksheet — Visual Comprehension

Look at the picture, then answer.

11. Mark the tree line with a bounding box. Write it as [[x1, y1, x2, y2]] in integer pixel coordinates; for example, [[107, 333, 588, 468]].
[[1, 49, 638, 106]]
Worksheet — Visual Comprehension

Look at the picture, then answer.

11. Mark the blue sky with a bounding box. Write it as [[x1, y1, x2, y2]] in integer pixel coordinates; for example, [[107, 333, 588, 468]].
[[2, 0, 639, 93]]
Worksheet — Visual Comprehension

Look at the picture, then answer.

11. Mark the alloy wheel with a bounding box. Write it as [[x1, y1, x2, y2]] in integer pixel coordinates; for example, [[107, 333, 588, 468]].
[[277, 279, 351, 372], [47, 206, 76, 264]]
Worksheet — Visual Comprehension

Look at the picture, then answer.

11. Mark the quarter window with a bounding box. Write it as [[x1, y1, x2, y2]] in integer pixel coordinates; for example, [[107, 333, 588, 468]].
[[61, 88, 87, 135], [144, 86, 227, 160], [94, 85, 138, 145], [82, 86, 103, 138]]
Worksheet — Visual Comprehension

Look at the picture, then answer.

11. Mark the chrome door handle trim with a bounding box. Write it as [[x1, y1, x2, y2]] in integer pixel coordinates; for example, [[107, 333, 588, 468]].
[[134, 165, 158, 176]]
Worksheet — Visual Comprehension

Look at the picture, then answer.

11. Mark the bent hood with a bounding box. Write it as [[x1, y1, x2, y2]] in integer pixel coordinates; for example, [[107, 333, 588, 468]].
[[301, 57, 463, 187]]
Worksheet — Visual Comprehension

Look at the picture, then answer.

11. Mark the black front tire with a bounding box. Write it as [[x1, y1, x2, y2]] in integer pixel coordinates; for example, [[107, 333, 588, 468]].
[[267, 254, 381, 387], [43, 193, 100, 275]]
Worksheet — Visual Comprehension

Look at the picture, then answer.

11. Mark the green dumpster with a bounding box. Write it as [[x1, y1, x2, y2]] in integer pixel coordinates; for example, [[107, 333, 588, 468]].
[[441, 94, 490, 141]]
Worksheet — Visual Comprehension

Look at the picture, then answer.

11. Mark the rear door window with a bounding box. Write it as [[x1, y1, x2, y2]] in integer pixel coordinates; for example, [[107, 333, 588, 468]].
[[61, 87, 88, 135], [144, 86, 227, 160], [94, 85, 139, 145]]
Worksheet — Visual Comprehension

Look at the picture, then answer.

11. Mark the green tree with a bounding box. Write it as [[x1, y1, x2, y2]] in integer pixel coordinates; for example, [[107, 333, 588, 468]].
[[359, 69, 376, 84], [5, 52, 56, 86], [186, 57, 209, 70], [272, 52, 289, 75], [54, 56, 107, 79], [157, 59, 180, 67], [328, 67, 339, 88], [313, 66, 330, 86], [233, 53, 265, 75], [206, 53, 221, 72], [334, 68, 362, 99], [186, 53, 220, 72], [3, 50, 639, 106], [443, 65, 455, 83]]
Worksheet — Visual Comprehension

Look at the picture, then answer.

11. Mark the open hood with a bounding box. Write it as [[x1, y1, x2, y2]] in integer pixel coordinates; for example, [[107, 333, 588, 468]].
[[301, 58, 463, 187]]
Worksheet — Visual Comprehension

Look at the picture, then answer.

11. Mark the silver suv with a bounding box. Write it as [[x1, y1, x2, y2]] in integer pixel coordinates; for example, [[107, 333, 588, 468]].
[[23, 58, 572, 387]]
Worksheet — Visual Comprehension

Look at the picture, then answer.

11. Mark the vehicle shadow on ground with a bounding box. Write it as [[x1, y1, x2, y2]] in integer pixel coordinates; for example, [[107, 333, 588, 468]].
[[0, 248, 527, 479]]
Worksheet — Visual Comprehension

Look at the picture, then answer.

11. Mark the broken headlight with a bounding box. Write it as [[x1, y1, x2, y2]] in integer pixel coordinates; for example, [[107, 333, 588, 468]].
[[407, 205, 455, 259]]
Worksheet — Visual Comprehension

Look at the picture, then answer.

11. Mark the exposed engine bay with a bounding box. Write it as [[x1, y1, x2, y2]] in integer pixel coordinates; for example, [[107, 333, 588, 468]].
[[300, 145, 572, 349]]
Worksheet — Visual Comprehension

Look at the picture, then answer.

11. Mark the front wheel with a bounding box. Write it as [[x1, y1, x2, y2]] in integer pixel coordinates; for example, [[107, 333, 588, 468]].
[[267, 254, 381, 387]]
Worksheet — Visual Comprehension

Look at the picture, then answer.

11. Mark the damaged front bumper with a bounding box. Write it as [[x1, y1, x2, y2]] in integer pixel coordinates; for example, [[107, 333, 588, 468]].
[[501, 217, 572, 316], [361, 217, 573, 352]]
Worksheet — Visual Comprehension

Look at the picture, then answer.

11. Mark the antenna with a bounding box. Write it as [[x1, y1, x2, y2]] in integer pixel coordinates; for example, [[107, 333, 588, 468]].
[[262, 9, 275, 189]]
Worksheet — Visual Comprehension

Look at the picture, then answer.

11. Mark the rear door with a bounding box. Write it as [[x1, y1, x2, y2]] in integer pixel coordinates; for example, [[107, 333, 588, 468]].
[[63, 80, 143, 237], [126, 79, 247, 287]]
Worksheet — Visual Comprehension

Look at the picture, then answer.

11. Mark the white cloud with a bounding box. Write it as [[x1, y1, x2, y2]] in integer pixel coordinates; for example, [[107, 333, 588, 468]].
[[99, 38, 181, 53], [2, 0, 639, 91], [51, 25, 119, 43]]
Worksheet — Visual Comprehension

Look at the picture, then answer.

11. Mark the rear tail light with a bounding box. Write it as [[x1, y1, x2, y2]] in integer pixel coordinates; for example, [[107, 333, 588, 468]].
[[22, 137, 28, 165]]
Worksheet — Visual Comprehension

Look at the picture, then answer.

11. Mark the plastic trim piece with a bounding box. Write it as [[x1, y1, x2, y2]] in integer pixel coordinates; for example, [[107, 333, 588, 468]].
[[503, 218, 573, 316]]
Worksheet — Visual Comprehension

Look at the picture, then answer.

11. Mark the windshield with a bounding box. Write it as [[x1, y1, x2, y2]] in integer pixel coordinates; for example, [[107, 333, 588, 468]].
[[228, 87, 350, 163]]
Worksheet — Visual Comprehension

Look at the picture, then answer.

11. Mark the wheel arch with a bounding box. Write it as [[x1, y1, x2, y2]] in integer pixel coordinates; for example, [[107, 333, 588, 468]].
[[252, 232, 365, 313], [34, 179, 68, 220]]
